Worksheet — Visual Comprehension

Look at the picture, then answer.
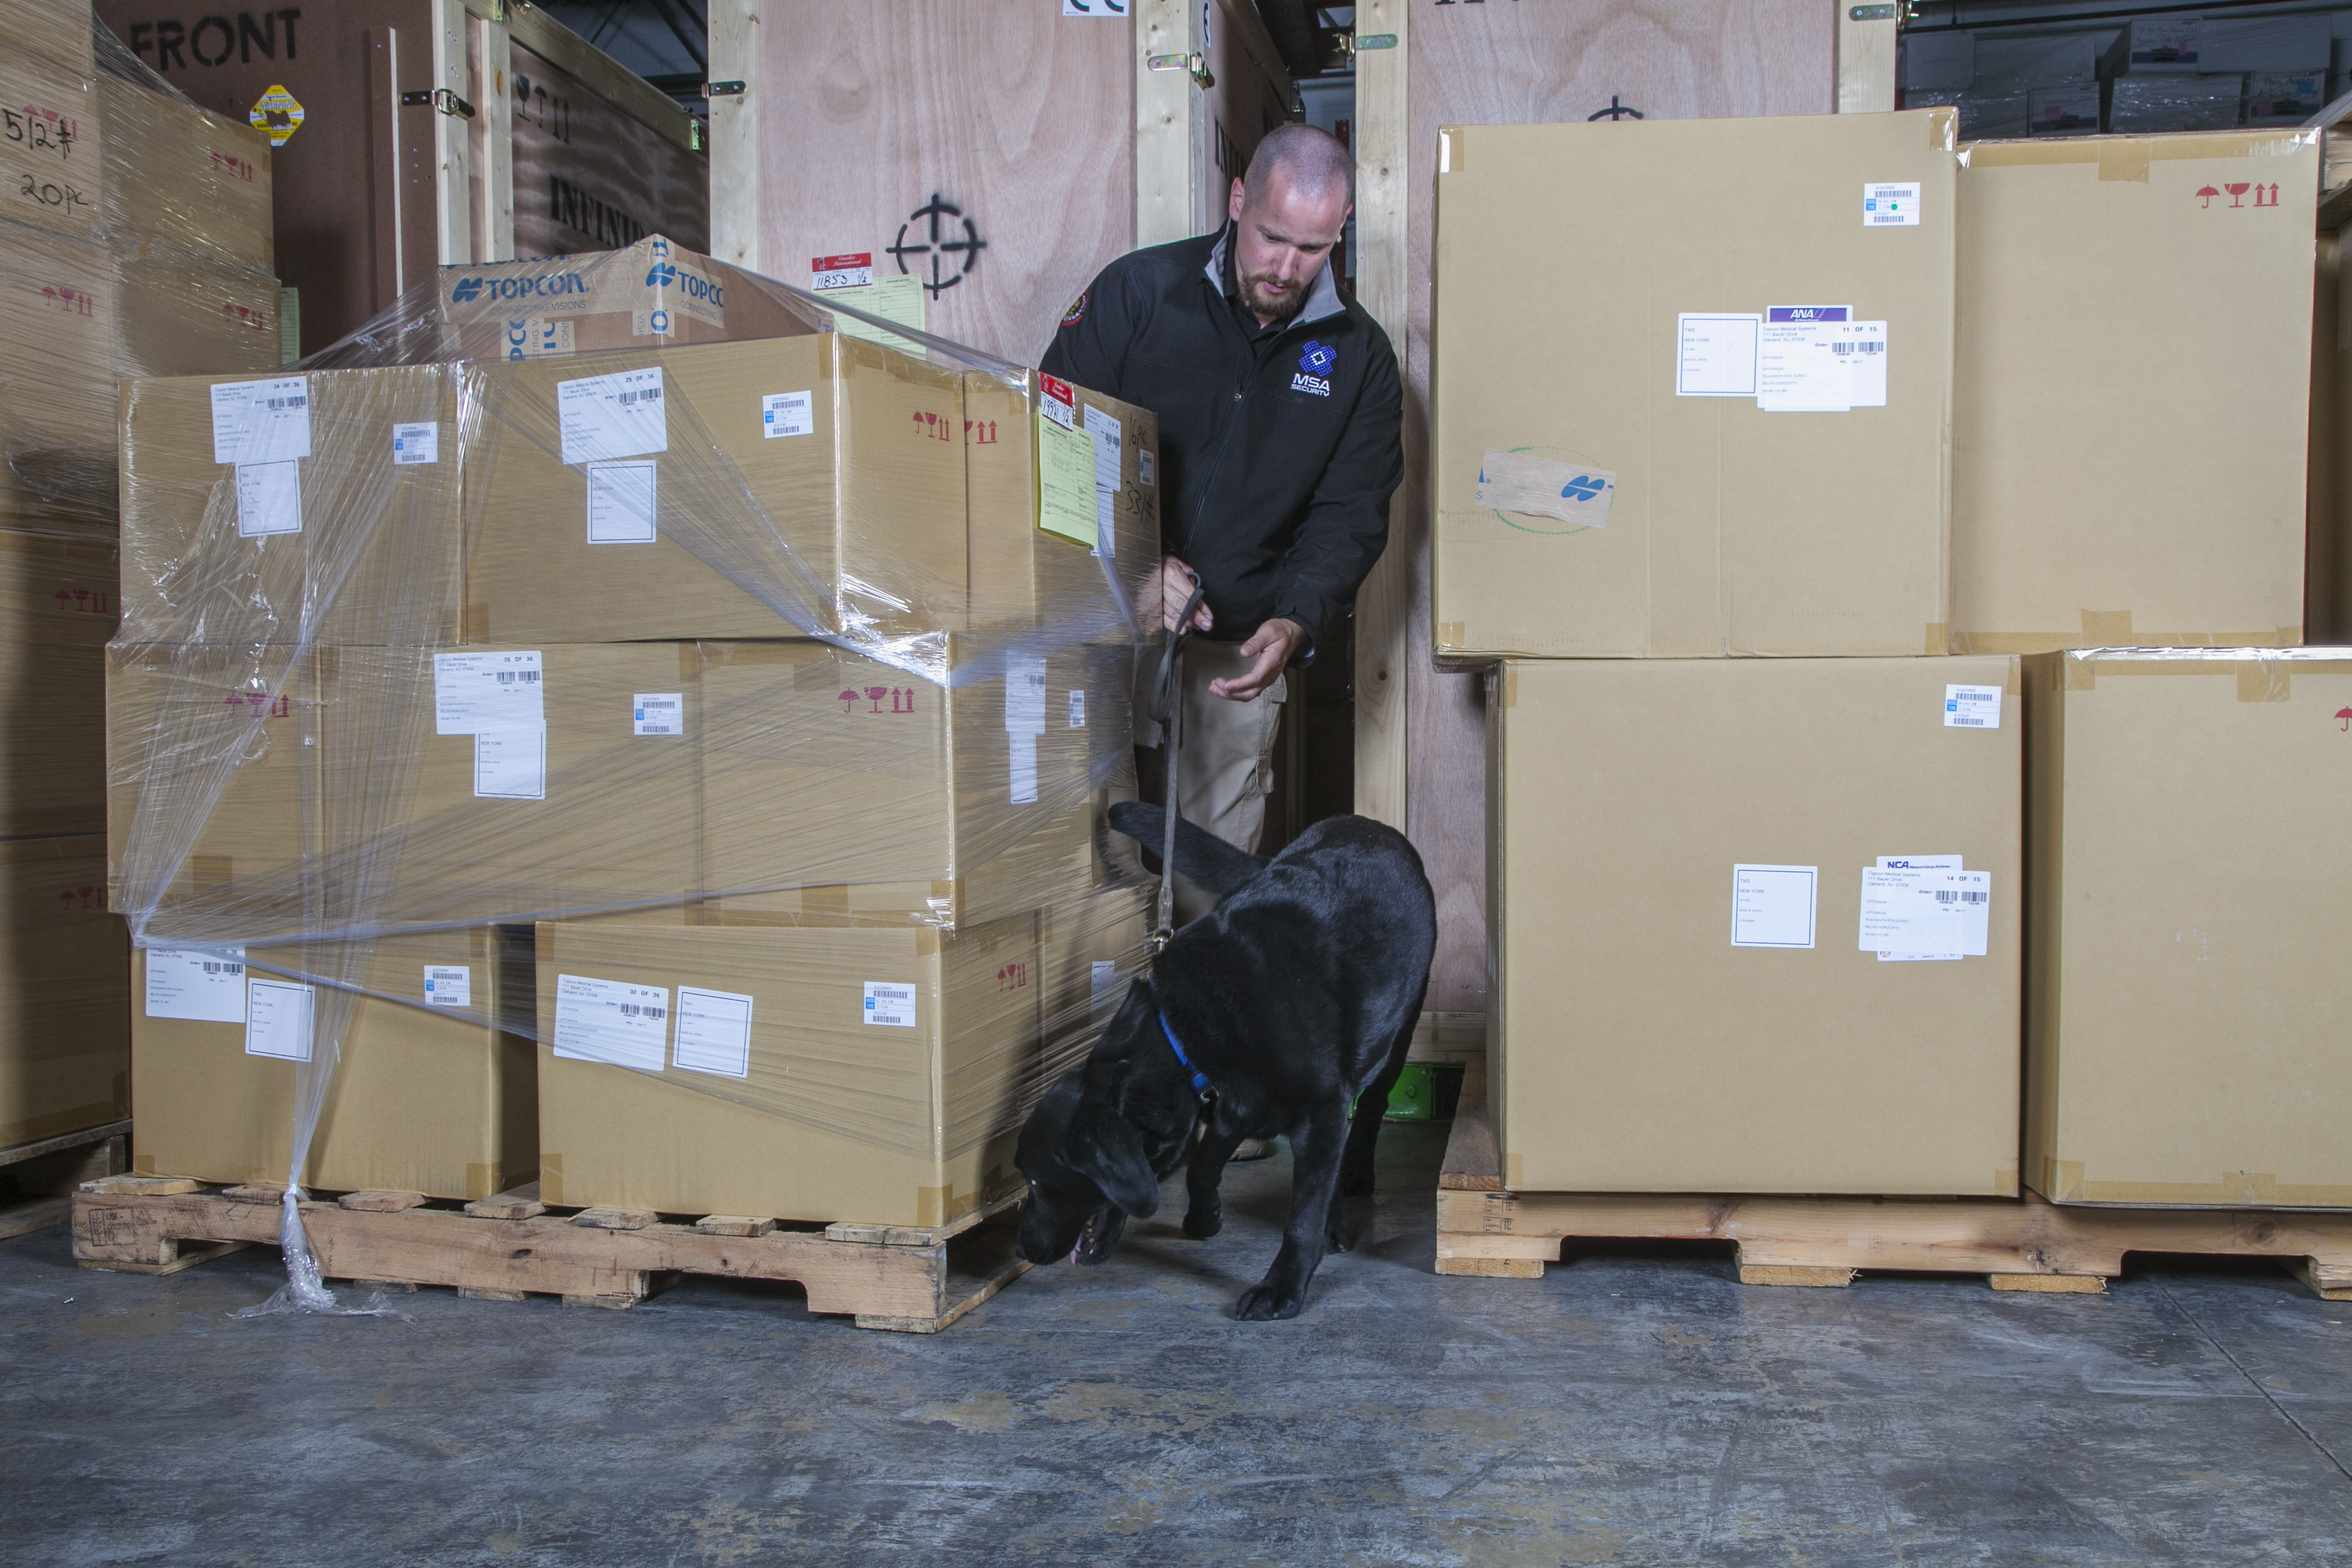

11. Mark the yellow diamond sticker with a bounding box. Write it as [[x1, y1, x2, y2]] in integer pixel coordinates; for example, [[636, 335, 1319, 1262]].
[[248, 85, 304, 147]]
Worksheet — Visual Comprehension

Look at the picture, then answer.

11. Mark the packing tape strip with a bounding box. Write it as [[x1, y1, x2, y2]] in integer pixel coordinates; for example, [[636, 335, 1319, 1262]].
[[1964, 127, 2318, 174], [1951, 622, 2305, 655], [1924, 622, 1947, 656]]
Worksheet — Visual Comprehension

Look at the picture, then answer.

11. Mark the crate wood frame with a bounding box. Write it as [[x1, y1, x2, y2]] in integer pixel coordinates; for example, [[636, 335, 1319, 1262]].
[[1436, 1098, 2352, 1299], [0, 1120, 130, 1241], [72, 1178, 1030, 1332]]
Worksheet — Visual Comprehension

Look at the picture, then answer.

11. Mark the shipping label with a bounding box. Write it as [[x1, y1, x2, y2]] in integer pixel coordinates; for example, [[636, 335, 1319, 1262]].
[[433, 649, 544, 735], [422, 964, 471, 1007], [234, 460, 302, 537], [552, 974, 669, 1071], [863, 980, 918, 1028], [674, 987, 754, 1078], [210, 376, 311, 466], [585, 460, 658, 543], [144, 946, 247, 1022], [243, 977, 315, 1061], [557, 366, 666, 465], [1730, 864, 1817, 949]]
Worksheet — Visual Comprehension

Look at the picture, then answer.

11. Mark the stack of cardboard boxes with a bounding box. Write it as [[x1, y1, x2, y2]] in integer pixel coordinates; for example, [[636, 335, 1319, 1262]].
[[110, 240, 1160, 1228], [1, 0, 280, 1160], [1434, 109, 2340, 1211]]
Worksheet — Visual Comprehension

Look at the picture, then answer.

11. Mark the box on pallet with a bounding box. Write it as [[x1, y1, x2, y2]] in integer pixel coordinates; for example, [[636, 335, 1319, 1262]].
[[0, 835, 129, 1149], [1950, 131, 2317, 653], [2108, 76, 2247, 136], [129, 932, 537, 1197], [1, 0, 97, 72], [2024, 650, 2352, 1207], [1430, 112, 1957, 659], [1487, 656, 2022, 1196], [1, 528, 115, 836]]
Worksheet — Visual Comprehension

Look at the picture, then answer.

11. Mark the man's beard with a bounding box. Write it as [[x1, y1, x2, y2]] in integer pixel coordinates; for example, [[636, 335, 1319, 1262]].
[[1239, 269, 1308, 325]]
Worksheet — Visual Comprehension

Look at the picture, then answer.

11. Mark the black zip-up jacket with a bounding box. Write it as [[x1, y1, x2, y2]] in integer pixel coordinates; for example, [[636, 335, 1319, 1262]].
[[1041, 225, 1403, 662]]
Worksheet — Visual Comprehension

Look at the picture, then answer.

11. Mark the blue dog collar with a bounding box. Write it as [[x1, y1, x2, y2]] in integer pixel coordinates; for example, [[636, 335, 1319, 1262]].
[[1159, 1013, 1214, 1101]]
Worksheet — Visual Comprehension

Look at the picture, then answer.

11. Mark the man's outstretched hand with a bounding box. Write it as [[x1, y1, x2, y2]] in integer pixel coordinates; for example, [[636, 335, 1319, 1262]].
[[1210, 618, 1303, 701], [1159, 555, 1213, 634]]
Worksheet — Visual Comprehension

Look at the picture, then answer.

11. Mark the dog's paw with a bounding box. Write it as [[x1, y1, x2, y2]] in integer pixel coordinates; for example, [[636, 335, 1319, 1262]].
[[1182, 1203, 1222, 1240], [1233, 1281, 1306, 1321], [1324, 1214, 1355, 1254]]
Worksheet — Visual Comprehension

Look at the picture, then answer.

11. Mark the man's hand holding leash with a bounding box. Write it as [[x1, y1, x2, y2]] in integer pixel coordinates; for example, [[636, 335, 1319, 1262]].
[[1158, 554, 1300, 703]]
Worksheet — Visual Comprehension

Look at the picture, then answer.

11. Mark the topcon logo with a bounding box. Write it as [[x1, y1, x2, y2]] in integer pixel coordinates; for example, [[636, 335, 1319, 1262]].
[[645, 262, 723, 307], [449, 272, 589, 304]]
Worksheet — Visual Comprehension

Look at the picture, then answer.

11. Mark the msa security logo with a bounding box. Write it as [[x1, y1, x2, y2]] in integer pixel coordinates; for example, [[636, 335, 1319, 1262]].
[[449, 272, 588, 304], [1291, 339, 1337, 398]]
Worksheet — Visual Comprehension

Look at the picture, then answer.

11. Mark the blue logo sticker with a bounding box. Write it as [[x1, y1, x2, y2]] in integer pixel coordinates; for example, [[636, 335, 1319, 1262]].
[[1299, 340, 1337, 376], [1561, 475, 1607, 504]]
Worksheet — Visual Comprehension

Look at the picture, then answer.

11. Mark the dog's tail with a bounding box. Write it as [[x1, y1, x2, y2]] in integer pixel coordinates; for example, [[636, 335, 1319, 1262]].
[[1108, 800, 1267, 899]]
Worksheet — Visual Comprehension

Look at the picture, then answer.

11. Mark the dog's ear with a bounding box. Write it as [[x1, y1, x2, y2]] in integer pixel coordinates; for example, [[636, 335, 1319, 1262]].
[[1071, 1100, 1160, 1219]]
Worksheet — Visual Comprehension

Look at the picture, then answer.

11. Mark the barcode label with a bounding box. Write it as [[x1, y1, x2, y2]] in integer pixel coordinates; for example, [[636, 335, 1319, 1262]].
[[493, 669, 541, 685], [1830, 341, 1884, 355], [200, 961, 244, 975], [265, 395, 307, 410], [618, 1002, 666, 1020], [1944, 683, 2002, 730], [615, 387, 660, 406], [553, 973, 670, 1071], [1933, 889, 1990, 905]]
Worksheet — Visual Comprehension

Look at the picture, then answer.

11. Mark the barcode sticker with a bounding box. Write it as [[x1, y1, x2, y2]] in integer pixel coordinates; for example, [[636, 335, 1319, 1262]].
[[392, 421, 439, 465], [1859, 867, 1990, 957], [762, 389, 814, 438], [1874, 855, 1963, 961], [1864, 181, 1922, 227], [557, 366, 667, 465], [244, 977, 315, 1061], [144, 946, 248, 1022], [1068, 689, 1086, 729], [674, 987, 755, 1078], [1945, 684, 2001, 730], [863, 980, 917, 1028], [434, 650, 544, 735], [633, 692, 684, 737], [1839, 321, 1889, 406], [210, 376, 312, 465], [553, 973, 670, 1070], [423, 964, 471, 1007]]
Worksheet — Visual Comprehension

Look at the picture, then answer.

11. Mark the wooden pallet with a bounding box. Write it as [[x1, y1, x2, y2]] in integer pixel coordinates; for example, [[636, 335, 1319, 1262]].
[[71, 1178, 1031, 1332], [0, 1120, 130, 1241], [1436, 1098, 2352, 1299]]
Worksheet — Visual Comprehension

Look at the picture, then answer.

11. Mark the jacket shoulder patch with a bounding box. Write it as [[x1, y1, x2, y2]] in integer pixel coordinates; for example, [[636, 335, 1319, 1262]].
[[1061, 291, 1088, 328]]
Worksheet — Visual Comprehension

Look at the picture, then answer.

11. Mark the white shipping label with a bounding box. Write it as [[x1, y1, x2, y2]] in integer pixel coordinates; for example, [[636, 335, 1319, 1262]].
[[1477, 450, 1615, 528], [1865, 182, 1923, 226], [473, 729, 547, 801], [1010, 733, 1040, 805], [762, 390, 814, 438], [1005, 656, 1048, 733], [1944, 684, 2002, 730], [633, 692, 684, 736], [235, 461, 303, 537], [391, 422, 439, 465], [811, 253, 875, 290], [1876, 855, 1963, 961], [1139, 449, 1156, 487], [1068, 689, 1086, 728], [144, 946, 247, 1022], [1758, 322, 1852, 413], [557, 366, 667, 465], [1676, 313, 1760, 397], [210, 376, 312, 465], [585, 460, 658, 543], [1859, 868, 1990, 957], [1084, 404, 1123, 490], [1730, 865, 1817, 949], [423, 964, 471, 1007], [244, 977, 315, 1061], [1090, 959, 1120, 1025], [433, 650, 544, 735], [863, 980, 918, 1028], [552, 974, 669, 1071], [1834, 322, 1888, 407], [673, 986, 754, 1078]]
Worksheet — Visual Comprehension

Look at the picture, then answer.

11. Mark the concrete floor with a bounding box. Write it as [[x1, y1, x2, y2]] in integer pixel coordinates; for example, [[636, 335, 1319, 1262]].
[[5, 1122, 2352, 1566]]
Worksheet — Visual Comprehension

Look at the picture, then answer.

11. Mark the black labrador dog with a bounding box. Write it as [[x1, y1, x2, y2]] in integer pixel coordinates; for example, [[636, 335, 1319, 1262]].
[[1015, 802, 1437, 1320]]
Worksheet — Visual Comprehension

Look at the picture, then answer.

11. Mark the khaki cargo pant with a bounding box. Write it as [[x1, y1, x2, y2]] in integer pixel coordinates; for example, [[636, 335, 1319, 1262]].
[[1135, 639, 1286, 926]]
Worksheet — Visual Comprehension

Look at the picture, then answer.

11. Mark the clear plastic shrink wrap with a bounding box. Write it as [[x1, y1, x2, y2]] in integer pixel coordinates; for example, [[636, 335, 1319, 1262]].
[[112, 237, 1165, 1239]]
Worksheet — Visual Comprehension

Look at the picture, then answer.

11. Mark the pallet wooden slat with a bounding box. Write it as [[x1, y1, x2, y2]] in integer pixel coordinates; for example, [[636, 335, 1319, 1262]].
[[1436, 1099, 2352, 1299], [70, 1186, 1032, 1331]]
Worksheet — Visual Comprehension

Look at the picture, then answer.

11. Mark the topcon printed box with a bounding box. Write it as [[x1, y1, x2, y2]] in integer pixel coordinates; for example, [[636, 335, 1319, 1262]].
[[1431, 112, 1958, 660], [2025, 649, 2352, 1207], [1950, 132, 2317, 652], [1488, 656, 2022, 1195]]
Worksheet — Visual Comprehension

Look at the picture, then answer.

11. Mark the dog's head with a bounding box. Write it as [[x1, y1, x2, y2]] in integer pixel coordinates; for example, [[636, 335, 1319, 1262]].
[[1015, 980, 1174, 1267]]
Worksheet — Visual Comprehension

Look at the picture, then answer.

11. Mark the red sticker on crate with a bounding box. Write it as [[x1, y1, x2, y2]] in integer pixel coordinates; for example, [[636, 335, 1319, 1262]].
[[811, 253, 874, 290]]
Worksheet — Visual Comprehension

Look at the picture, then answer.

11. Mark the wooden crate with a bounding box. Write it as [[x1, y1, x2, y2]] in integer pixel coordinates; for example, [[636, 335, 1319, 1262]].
[[72, 1177, 1029, 1332], [0, 1118, 129, 1241], [1436, 1097, 2352, 1300]]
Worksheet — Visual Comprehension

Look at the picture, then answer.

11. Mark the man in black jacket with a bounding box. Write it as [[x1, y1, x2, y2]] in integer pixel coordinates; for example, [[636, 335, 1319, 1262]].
[[1043, 124, 1402, 921]]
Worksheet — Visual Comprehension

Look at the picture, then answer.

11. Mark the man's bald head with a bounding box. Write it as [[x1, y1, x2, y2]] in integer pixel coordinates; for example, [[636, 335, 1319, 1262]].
[[1241, 123, 1355, 208]]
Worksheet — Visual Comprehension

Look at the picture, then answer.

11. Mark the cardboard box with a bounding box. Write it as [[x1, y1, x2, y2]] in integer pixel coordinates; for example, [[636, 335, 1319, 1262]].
[[2104, 17, 2201, 76], [1037, 876, 1150, 1048], [1974, 33, 2098, 89], [1430, 112, 1958, 660], [696, 637, 1129, 928], [115, 247, 280, 379], [0, 835, 129, 1148], [2107, 76, 2246, 135], [118, 365, 464, 645], [129, 929, 536, 1197], [534, 913, 1039, 1225], [465, 333, 969, 645], [2246, 73, 2325, 125], [433, 236, 804, 362], [0, 528, 114, 836], [1902, 89, 2027, 142], [1950, 132, 2317, 653], [2024, 649, 2352, 1207], [1900, 32, 1974, 93], [97, 72, 273, 272], [1, 0, 97, 72], [2025, 85, 2101, 137], [0, 55, 104, 247], [2198, 16, 2331, 75], [1487, 656, 2022, 1195], [0, 223, 118, 484]]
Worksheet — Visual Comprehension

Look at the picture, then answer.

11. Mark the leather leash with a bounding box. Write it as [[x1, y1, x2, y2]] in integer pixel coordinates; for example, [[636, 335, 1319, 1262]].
[[1149, 568, 1208, 954]]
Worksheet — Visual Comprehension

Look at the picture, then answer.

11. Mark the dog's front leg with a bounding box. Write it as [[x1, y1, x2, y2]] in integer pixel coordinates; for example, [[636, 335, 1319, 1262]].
[[1233, 1101, 1348, 1321], [1185, 1123, 1243, 1239]]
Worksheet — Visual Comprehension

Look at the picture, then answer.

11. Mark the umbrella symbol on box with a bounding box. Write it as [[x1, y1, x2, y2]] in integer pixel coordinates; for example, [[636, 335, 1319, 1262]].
[[2336, 707, 2351, 731]]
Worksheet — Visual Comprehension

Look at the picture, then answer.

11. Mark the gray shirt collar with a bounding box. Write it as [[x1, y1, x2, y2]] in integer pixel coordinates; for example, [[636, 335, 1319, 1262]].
[[1205, 225, 1345, 329]]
